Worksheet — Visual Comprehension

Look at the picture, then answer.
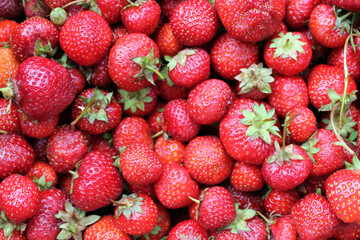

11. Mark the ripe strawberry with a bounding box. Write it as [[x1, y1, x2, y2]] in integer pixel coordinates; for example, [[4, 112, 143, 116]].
[[160, 0, 186, 19], [24, 0, 51, 18], [71, 88, 122, 135], [114, 193, 158, 236], [46, 125, 90, 174], [108, 33, 161, 92], [26, 161, 58, 190], [97, 0, 127, 25], [170, 0, 218, 46], [189, 186, 236, 231], [0, 47, 19, 88], [83, 215, 131, 240], [155, 22, 184, 58], [11, 16, 59, 62], [0, 0, 23, 20], [269, 215, 297, 240], [72, 150, 123, 212], [146, 100, 166, 137], [0, 229, 26, 240], [154, 135, 186, 165], [214, 231, 242, 240], [0, 174, 41, 224], [0, 20, 19, 47], [307, 64, 357, 110], [332, 221, 360, 240], [25, 188, 68, 240], [215, 0, 285, 43], [43, 0, 72, 9], [325, 0, 360, 11], [0, 98, 20, 134], [59, 11, 112, 66], [230, 160, 265, 192], [11, 56, 76, 120], [166, 48, 210, 89], [264, 189, 301, 215], [284, 0, 321, 29], [300, 27, 329, 63], [111, 23, 130, 46], [163, 99, 201, 142], [264, 31, 312, 76], [219, 98, 282, 165], [167, 219, 209, 240], [291, 193, 340, 240], [186, 79, 232, 125], [210, 33, 259, 81], [18, 111, 59, 138], [298, 174, 330, 196], [89, 54, 112, 87], [89, 134, 118, 159], [67, 67, 85, 94], [287, 106, 317, 143], [0, 133, 35, 179], [121, 0, 161, 36], [118, 142, 162, 186], [184, 135, 233, 186], [154, 163, 199, 209], [308, 3, 350, 48]]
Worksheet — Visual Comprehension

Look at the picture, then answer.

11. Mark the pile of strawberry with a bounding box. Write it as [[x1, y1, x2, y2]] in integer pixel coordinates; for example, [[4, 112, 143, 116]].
[[1, 0, 360, 239]]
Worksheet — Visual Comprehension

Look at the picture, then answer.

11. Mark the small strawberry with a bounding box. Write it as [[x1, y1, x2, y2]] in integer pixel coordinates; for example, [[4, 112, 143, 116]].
[[167, 219, 209, 240], [332, 220, 360, 240], [269, 214, 297, 240], [26, 161, 58, 190], [284, 0, 321, 29], [0, 47, 19, 88], [287, 106, 318, 143], [0, 98, 20, 134], [0, 20, 19, 47], [230, 160, 265, 192], [24, 0, 51, 18], [264, 189, 301, 216], [154, 135, 186, 165], [154, 22, 184, 58], [325, 0, 360, 12], [0, 0, 23, 20], [160, 0, 186, 19], [89, 54, 112, 87], [18, 111, 59, 138], [97, 0, 127, 25]]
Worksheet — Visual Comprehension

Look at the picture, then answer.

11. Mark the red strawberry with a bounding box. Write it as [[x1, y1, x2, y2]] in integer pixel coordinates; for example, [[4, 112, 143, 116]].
[[97, 0, 127, 25], [155, 22, 184, 58], [156, 72, 190, 101], [43, 0, 72, 9], [25, 161, 58, 190], [167, 219, 209, 240], [0, 133, 35, 179], [111, 23, 130, 46], [0, 229, 26, 240], [59, 11, 112, 66], [299, 27, 329, 63], [160, 0, 186, 19], [0, 98, 20, 134], [67, 67, 85, 94], [146, 100, 166, 137], [89, 134, 118, 159], [113, 193, 159, 236], [230, 160, 265, 192], [154, 135, 186, 165], [298, 174, 329, 196], [215, 0, 285, 43], [170, 0, 218, 46], [210, 33, 259, 81], [332, 221, 360, 240], [291, 193, 340, 240], [24, 0, 51, 18], [18, 111, 59, 138], [11, 56, 76, 120], [324, 0, 360, 12], [108, 33, 161, 92], [287, 106, 317, 143], [264, 189, 301, 215], [0, 174, 41, 224], [89, 54, 112, 88], [154, 163, 199, 209], [71, 150, 123, 212], [215, 231, 242, 240], [0, 20, 19, 47], [0, 0, 23, 20], [121, 0, 161, 36], [284, 0, 321, 29], [269, 215, 297, 240]]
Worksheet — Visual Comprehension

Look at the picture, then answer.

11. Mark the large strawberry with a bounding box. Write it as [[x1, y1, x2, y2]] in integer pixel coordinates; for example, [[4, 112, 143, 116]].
[[59, 11, 112, 66], [215, 0, 285, 43], [284, 0, 321, 29]]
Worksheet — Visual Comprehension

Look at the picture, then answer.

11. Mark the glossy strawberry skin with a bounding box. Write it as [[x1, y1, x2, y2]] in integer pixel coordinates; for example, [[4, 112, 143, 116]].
[[0, 19, 19, 47], [18, 111, 59, 138], [43, 0, 72, 9], [25, 161, 58, 188], [0, 98, 20, 134], [84, 215, 131, 240], [284, 0, 321, 29], [270, 215, 297, 240], [230, 161, 265, 192], [97, 0, 127, 25], [264, 189, 301, 216], [0, 229, 26, 240], [155, 22, 184, 58], [0, 174, 41, 224], [167, 219, 209, 240], [287, 106, 317, 143], [59, 11, 112, 66]]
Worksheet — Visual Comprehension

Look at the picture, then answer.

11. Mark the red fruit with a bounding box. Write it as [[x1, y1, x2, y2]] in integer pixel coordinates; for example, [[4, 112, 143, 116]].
[[167, 219, 209, 240], [155, 22, 184, 58], [146, 100, 166, 137], [154, 135, 186, 165], [67, 67, 86, 94], [0, 133, 35, 179], [156, 75, 190, 101], [154, 163, 199, 209], [298, 174, 329, 196], [121, 0, 161, 36], [18, 111, 59, 138], [211, 33, 259, 81], [0, 0, 24, 20], [26, 161, 58, 189], [0, 229, 26, 240], [0, 98, 20, 134], [0, 174, 41, 224], [12, 56, 76, 120], [84, 215, 131, 240], [32, 137, 49, 162], [89, 54, 112, 87], [230, 161, 265, 192], [160, 0, 186, 19], [291, 193, 340, 240], [215, 231, 242, 240], [325, 0, 360, 11], [97, 0, 127, 25], [59, 11, 112, 66], [333, 221, 360, 240], [0, 19, 19, 47], [72, 150, 123, 212], [108, 33, 161, 92], [43, 0, 72, 9], [284, 0, 321, 29], [89, 134, 119, 159], [114, 193, 159, 236], [287, 106, 317, 143], [215, 0, 285, 43], [111, 23, 129, 46], [269, 215, 297, 240], [24, 0, 51, 18], [264, 189, 301, 215]]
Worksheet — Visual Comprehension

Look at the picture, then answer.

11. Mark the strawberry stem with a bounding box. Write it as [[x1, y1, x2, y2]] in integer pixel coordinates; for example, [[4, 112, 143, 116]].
[[70, 98, 96, 127], [146, 66, 164, 80], [61, 0, 86, 8], [151, 130, 163, 139]]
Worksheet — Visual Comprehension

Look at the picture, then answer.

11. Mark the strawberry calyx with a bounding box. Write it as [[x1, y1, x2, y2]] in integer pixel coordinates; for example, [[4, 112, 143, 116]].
[[301, 132, 320, 164], [34, 38, 57, 58], [49, 7, 67, 25], [132, 47, 164, 84], [113, 193, 145, 220], [160, 65, 174, 87], [165, 48, 196, 71], [118, 88, 153, 113], [269, 32, 306, 60], [123, 0, 147, 10], [222, 203, 257, 233], [32, 175, 53, 191], [234, 63, 274, 94], [240, 103, 281, 145], [178, 229, 202, 240], [0, 211, 26, 240], [333, 6, 352, 37], [137, 217, 163, 240], [55, 200, 100, 240]]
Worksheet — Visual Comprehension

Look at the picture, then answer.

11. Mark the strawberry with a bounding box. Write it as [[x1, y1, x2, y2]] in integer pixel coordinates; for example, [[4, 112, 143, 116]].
[[284, 0, 321, 29], [146, 100, 166, 137], [323, 0, 360, 13], [43, 0, 72, 9], [167, 219, 209, 240], [269, 215, 297, 240], [113, 193, 159, 236], [11, 16, 59, 62], [0, 174, 41, 224], [18, 111, 59, 138], [170, 0, 218, 46], [287, 106, 317, 143], [67, 67, 85, 94], [25, 188, 68, 240], [71, 150, 123, 212], [111, 23, 130, 46], [89, 134, 118, 159], [0, 47, 20, 88], [128, 183, 157, 200], [0, 0, 23, 20], [155, 22, 184, 58], [156, 73, 190, 101], [97, 0, 127, 25], [166, 48, 210, 89], [184, 135, 233, 186], [154, 135, 185, 166], [154, 163, 199, 209], [0, 133, 35, 180], [300, 27, 329, 63], [0, 229, 26, 240], [83, 215, 131, 240], [219, 98, 282, 165], [108, 33, 161, 92], [0, 20, 19, 47], [332, 221, 360, 240], [210, 33, 259, 81], [264, 31, 312, 76], [291, 193, 340, 240], [264, 189, 301, 215], [215, 0, 285, 43], [297, 174, 329, 196], [26, 161, 58, 190], [230, 160, 265, 192], [118, 142, 162, 186], [189, 186, 236, 231], [59, 11, 112, 66], [11, 56, 76, 120], [71, 87, 122, 135], [46, 125, 90, 174], [160, 0, 186, 20], [0, 98, 20, 134], [32, 137, 49, 162], [121, 0, 161, 36], [186, 79, 232, 125], [24, 0, 51, 18], [215, 231, 242, 240]]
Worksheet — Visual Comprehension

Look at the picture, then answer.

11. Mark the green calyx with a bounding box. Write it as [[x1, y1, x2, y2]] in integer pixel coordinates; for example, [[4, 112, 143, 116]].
[[113, 193, 145, 220], [55, 201, 100, 240], [301, 132, 320, 164], [267, 142, 304, 166], [165, 49, 196, 71], [269, 32, 306, 60], [132, 47, 164, 84], [32, 175, 53, 191], [240, 103, 281, 145], [123, 0, 147, 10], [118, 88, 153, 113], [160, 65, 174, 87], [234, 63, 274, 94], [222, 203, 257, 233], [34, 38, 57, 57], [333, 6, 352, 37], [0, 211, 26, 240]]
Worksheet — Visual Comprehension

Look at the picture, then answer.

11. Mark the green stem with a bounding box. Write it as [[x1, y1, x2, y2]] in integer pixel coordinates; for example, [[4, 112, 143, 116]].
[[151, 130, 163, 139], [146, 66, 164, 80], [281, 112, 300, 159], [62, 0, 86, 9], [70, 98, 96, 126]]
